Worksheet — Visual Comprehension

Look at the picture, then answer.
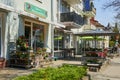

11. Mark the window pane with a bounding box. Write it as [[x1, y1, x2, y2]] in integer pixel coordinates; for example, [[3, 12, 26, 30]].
[[33, 23, 44, 51]]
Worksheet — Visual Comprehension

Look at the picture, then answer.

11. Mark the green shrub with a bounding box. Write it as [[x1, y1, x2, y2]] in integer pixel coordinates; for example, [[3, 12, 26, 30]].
[[13, 64, 87, 80]]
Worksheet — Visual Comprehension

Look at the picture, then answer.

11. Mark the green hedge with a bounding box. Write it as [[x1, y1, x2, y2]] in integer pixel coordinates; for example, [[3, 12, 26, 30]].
[[13, 64, 87, 80]]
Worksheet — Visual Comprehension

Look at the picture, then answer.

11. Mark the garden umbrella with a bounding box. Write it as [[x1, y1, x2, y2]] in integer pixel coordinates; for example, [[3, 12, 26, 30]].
[[80, 36, 106, 41], [80, 36, 106, 53], [54, 36, 62, 40], [75, 30, 116, 54]]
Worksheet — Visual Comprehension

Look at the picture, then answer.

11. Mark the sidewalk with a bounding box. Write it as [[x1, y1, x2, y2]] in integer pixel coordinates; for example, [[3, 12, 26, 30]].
[[0, 68, 34, 80], [89, 56, 120, 80], [0, 56, 120, 80]]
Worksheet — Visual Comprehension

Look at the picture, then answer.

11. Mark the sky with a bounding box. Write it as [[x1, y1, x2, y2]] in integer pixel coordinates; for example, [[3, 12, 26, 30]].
[[94, 0, 116, 26]]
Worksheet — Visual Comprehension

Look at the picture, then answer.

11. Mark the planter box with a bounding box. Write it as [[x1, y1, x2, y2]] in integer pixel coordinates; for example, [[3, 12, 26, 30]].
[[0, 57, 6, 68]]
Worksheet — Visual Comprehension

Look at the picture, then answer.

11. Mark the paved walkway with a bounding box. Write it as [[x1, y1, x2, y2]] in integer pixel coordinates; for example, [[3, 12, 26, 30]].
[[89, 56, 120, 80], [0, 60, 82, 80], [0, 68, 36, 80]]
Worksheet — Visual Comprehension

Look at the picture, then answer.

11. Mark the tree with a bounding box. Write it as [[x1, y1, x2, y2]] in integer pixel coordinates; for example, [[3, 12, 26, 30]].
[[113, 22, 119, 33], [110, 22, 119, 46], [104, 0, 120, 19]]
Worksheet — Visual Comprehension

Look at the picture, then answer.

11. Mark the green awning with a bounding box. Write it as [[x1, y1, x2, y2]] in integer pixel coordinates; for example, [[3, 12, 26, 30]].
[[80, 36, 106, 41], [54, 36, 62, 40], [80, 36, 94, 40]]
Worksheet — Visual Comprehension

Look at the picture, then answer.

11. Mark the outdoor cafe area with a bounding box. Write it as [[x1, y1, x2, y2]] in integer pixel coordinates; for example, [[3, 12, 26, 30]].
[[54, 48, 76, 59], [79, 47, 108, 71], [73, 30, 119, 72]]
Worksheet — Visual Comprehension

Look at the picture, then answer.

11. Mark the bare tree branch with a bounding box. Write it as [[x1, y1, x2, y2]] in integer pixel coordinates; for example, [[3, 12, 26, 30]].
[[115, 13, 120, 19], [103, 0, 120, 19]]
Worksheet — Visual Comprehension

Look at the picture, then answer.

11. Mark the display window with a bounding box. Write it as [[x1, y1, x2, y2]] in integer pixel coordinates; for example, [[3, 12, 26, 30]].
[[23, 19, 45, 51]]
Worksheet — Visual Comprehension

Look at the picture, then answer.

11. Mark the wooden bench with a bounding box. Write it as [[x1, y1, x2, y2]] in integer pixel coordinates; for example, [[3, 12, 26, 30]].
[[87, 63, 101, 72]]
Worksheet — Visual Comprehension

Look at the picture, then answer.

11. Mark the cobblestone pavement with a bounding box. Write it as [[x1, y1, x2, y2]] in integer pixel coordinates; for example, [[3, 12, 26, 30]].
[[89, 57, 120, 80]]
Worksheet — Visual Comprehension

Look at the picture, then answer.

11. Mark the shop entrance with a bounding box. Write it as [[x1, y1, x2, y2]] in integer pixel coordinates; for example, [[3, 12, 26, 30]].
[[24, 19, 45, 51]]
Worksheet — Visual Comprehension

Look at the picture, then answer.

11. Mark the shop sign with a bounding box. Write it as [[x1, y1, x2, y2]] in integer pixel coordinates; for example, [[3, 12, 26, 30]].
[[24, 2, 47, 18]]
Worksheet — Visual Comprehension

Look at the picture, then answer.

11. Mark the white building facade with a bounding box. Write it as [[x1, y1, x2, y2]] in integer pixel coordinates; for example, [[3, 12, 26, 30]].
[[0, 0, 65, 59], [52, 0, 85, 57]]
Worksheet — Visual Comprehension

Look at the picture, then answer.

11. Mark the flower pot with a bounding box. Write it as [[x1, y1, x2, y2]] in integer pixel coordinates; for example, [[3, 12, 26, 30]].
[[0, 57, 6, 68]]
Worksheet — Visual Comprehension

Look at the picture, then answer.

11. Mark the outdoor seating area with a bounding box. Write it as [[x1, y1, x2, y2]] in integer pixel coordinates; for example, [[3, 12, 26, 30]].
[[54, 48, 76, 59], [80, 48, 108, 72]]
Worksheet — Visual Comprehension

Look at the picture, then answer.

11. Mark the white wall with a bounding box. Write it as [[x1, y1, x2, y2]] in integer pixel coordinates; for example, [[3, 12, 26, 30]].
[[2, 0, 53, 53], [51, 0, 58, 22], [14, 0, 51, 21], [70, 3, 83, 15]]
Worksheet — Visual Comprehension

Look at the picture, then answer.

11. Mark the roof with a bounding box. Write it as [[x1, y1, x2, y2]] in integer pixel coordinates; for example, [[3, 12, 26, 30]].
[[74, 30, 118, 36], [90, 18, 104, 28]]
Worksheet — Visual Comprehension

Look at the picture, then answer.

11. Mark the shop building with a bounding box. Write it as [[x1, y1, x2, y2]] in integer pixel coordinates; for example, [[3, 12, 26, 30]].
[[0, 0, 64, 59], [52, 0, 85, 58], [0, 0, 16, 58]]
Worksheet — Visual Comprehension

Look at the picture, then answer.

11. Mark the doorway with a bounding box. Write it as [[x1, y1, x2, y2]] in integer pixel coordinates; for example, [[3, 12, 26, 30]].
[[24, 19, 46, 51]]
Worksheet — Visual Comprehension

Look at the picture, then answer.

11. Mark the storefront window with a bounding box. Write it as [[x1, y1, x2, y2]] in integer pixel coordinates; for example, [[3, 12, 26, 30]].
[[25, 26, 31, 46], [54, 29, 64, 50], [65, 34, 70, 48], [32, 23, 44, 51], [24, 21, 44, 51]]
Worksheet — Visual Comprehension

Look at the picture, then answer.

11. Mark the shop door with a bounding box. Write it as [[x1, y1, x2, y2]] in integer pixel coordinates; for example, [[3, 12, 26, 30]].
[[24, 20, 45, 51], [33, 23, 44, 50]]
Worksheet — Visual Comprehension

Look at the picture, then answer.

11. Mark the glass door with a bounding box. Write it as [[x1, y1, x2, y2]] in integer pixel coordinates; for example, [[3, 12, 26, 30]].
[[33, 23, 44, 51], [24, 20, 45, 51]]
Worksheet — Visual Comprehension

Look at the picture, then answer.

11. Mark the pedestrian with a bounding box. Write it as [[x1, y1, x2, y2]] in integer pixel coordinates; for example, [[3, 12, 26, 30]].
[[117, 44, 120, 56]]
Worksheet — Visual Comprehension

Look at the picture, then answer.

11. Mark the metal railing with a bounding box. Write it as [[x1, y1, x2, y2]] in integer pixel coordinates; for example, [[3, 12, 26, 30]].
[[60, 12, 84, 25]]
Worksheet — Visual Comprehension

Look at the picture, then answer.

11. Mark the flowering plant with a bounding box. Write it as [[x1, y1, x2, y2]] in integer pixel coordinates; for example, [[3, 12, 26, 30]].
[[36, 48, 46, 55], [17, 35, 29, 51]]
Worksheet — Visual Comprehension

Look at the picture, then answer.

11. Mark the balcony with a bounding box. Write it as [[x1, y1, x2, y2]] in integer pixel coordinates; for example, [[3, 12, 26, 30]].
[[83, 7, 96, 17], [63, 0, 82, 6], [83, 0, 96, 17], [60, 12, 84, 26]]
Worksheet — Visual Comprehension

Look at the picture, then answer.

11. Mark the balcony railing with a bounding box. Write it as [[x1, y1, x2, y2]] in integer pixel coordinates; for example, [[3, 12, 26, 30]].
[[83, 7, 96, 17], [60, 12, 84, 25]]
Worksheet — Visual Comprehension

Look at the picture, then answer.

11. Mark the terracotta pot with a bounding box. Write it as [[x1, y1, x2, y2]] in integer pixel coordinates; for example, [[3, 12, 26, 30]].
[[0, 57, 6, 68]]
